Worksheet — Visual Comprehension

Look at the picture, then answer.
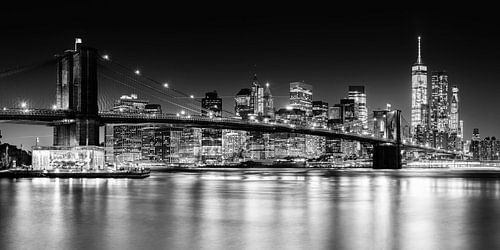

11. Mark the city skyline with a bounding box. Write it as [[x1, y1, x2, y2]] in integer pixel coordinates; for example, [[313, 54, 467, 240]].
[[1, 5, 500, 148]]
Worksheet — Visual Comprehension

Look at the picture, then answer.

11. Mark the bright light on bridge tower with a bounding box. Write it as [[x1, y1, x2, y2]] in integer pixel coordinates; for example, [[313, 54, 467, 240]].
[[74, 38, 82, 51]]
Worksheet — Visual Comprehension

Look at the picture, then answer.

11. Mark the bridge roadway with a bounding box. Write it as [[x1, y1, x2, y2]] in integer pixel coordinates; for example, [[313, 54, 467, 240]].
[[0, 109, 457, 155]]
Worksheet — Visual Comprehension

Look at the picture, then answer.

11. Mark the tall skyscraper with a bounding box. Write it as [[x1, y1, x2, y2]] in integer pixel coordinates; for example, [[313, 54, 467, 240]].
[[449, 86, 459, 133], [470, 128, 481, 160], [235, 88, 252, 119], [263, 82, 274, 118], [411, 36, 428, 135], [430, 71, 449, 132], [348, 85, 368, 131], [290, 82, 313, 115], [202, 91, 222, 117], [250, 74, 264, 117], [459, 120, 464, 139], [312, 101, 329, 127]]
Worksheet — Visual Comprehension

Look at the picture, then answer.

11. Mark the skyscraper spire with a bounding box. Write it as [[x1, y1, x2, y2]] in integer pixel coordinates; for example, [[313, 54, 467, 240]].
[[417, 36, 422, 65]]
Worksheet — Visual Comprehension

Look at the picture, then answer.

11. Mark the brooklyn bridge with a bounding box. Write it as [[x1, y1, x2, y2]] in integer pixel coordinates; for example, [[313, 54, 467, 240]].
[[0, 40, 460, 169]]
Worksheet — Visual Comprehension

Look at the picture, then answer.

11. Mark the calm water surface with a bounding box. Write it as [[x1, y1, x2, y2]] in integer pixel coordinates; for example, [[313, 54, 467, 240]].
[[1, 168, 500, 250]]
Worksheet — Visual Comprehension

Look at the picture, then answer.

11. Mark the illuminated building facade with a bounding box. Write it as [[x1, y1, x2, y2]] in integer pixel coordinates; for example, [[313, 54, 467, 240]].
[[107, 124, 143, 163], [290, 82, 313, 115], [112, 94, 149, 113], [141, 126, 181, 163], [470, 128, 481, 160], [448, 86, 462, 150], [430, 71, 449, 132], [348, 86, 368, 131], [201, 128, 223, 164], [449, 86, 460, 133], [246, 132, 275, 160], [179, 128, 202, 163], [222, 130, 246, 163], [250, 74, 264, 117], [235, 88, 252, 119], [411, 36, 429, 136], [312, 101, 329, 127], [263, 82, 274, 118]]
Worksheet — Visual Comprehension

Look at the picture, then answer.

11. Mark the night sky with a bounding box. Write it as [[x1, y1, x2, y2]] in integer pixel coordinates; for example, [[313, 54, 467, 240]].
[[1, 3, 499, 149]]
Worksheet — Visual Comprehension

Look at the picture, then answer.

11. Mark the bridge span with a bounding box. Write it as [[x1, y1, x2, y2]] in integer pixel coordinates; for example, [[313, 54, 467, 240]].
[[0, 109, 457, 155]]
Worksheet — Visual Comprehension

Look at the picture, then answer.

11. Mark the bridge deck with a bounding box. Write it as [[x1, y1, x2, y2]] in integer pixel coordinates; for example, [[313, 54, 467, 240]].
[[0, 109, 458, 155]]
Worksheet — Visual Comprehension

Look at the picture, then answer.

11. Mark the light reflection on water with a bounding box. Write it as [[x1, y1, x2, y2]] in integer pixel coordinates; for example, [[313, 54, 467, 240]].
[[1, 169, 500, 250]]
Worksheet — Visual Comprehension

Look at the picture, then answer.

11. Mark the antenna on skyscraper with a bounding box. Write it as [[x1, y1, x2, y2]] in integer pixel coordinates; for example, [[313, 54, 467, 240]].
[[417, 36, 422, 64]]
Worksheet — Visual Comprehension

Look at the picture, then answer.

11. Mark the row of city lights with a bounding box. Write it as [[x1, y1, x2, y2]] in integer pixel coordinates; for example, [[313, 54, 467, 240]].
[[101, 54, 195, 100]]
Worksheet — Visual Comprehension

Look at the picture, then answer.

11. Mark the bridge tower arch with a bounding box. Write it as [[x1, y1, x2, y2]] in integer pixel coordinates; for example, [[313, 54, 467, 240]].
[[373, 109, 402, 169], [53, 43, 99, 146]]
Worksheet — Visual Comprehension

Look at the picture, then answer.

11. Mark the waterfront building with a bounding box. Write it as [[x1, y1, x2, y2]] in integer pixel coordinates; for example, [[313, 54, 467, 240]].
[[305, 135, 325, 158], [32, 146, 104, 170], [235, 88, 252, 119], [348, 86, 368, 131], [411, 36, 429, 137], [107, 124, 143, 163], [245, 132, 275, 160], [222, 130, 246, 163], [325, 137, 342, 156], [289, 82, 313, 116], [201, 128, 223, 164], [273, 133, 306, 159], [202, 91, 222, 117], [179, 128, 202, 164], [141, 126, 181, 163]]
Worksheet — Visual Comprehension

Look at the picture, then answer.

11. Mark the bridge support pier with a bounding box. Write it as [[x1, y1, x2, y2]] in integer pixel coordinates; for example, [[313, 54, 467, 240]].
[[373, 144, 402, 169]]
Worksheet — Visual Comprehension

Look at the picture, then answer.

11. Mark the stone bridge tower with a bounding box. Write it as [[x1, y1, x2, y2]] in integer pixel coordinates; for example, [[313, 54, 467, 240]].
[[53, 40, 99, 146]]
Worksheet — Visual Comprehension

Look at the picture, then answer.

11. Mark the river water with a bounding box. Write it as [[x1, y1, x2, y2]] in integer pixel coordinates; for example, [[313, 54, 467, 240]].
[[1, 168, 500, 250]]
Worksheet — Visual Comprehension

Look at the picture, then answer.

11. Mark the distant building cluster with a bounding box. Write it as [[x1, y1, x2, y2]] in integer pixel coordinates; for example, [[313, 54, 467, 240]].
[[105, 74, 372, 165], [468, 128, 500, 161], [410, 37, 464, 151]]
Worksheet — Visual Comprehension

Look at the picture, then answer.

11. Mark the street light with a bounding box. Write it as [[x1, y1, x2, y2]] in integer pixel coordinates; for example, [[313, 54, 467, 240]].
[[20, 102, 27, 109], [52, 105, 57, 110], [163, 83, 169, 88], [102, 54, 110, 60], [134, 69, 141, 75], [190, 95, 194, 99]]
